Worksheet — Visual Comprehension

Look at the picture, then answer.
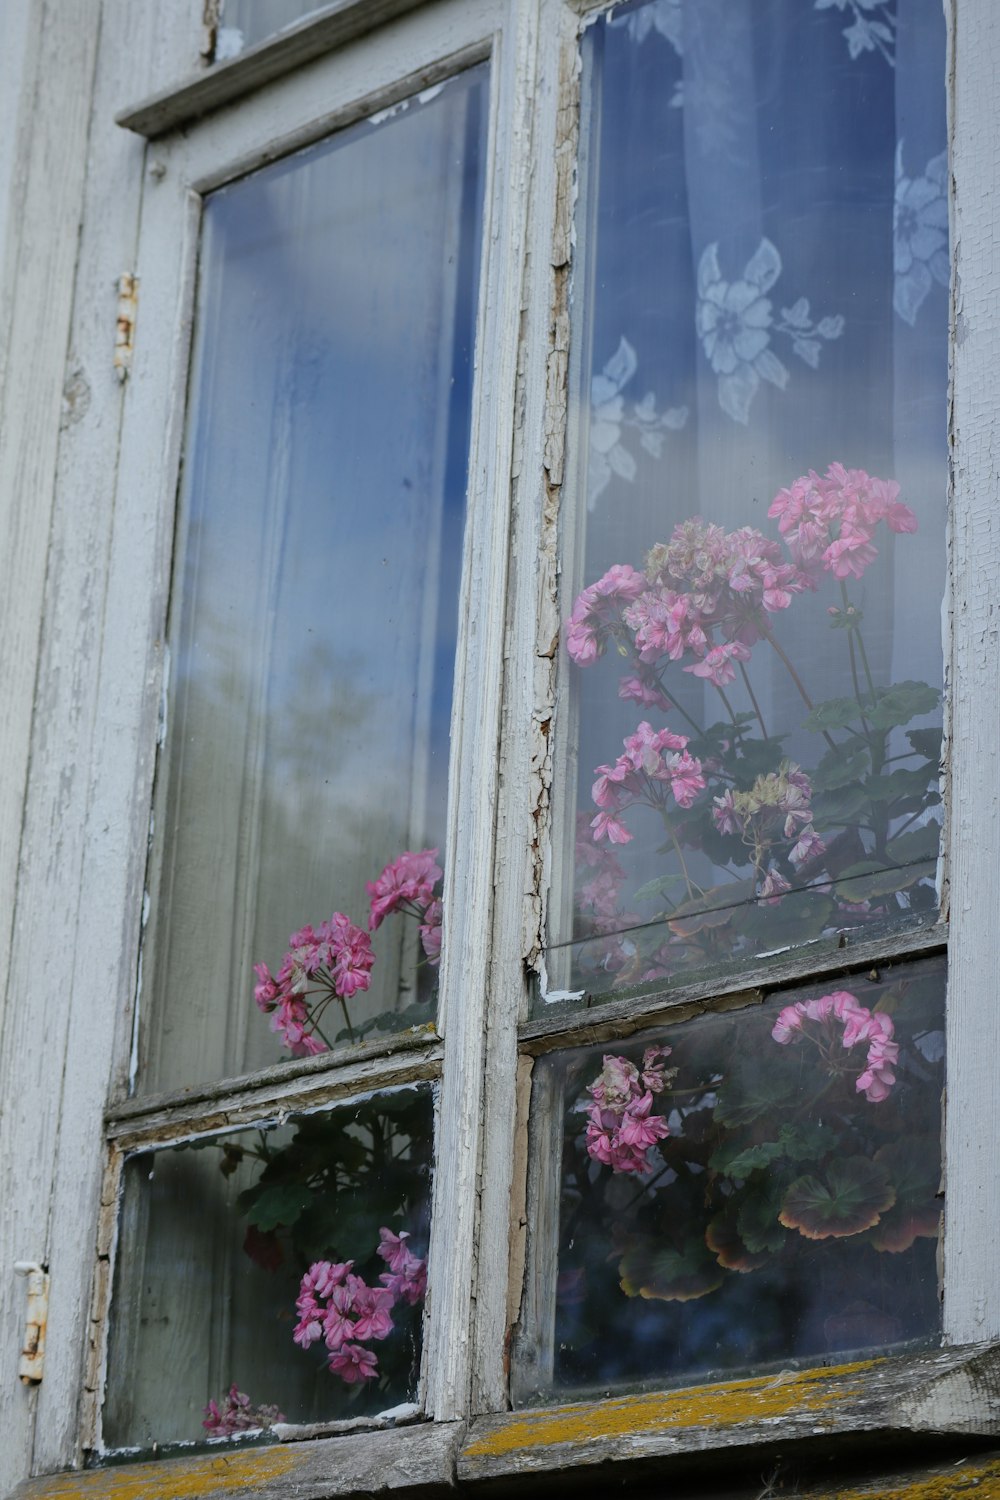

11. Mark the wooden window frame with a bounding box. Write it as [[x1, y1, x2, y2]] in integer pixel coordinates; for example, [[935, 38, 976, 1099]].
[[2, 0, 999, 1494]]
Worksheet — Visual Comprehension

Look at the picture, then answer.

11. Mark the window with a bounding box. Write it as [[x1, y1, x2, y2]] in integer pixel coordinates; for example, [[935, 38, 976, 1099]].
[[2, 0, 999, 1494], [513, 0, 949, 1405]]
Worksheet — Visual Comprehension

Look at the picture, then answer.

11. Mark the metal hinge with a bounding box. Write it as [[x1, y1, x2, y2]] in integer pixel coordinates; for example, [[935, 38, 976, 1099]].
[[13, 1261, 49, 1384], [114, 273, 138, 383]]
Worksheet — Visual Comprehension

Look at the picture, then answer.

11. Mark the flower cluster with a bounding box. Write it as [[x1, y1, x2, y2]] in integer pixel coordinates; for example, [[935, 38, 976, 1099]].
[[606, 519, 810, 693], [253, 913, 375, 1056], [565, 563, 647, 666], [592, 721, 706, 844], [202, 1385, 284, 1436], [771, 989, 899, 1102], [292, 1228, 427, 1385], [768, 462, 917, 582], [584, 1048, 673, 1174], [712, 762, 826, 883], [367, 848, 443, 966], [376, 1226, 428, 1306]]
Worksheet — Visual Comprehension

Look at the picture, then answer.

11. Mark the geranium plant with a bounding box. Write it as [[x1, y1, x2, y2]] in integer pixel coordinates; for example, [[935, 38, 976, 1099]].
[[197, 851, 442, 1435], [565, 464, 941, 993], [547, 958, 945, 1392]]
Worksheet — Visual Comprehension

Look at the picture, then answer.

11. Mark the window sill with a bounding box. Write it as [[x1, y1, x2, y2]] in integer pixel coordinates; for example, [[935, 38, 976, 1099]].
[[115, 0, 431, 138], [13, 1420, 462, 1500], [458, 1343, 1000, 1485], [10, 1346, 1000, 1499]]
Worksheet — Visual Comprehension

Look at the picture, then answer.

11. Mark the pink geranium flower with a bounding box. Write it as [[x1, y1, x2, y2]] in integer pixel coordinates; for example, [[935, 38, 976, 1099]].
[[367, 849, 442, 931]]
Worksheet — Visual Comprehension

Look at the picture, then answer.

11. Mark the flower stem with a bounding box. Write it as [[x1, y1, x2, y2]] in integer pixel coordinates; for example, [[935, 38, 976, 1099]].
[[338, 996, 356, 1044], [761, 623, 838, 753], [738, 661, 770, 740]]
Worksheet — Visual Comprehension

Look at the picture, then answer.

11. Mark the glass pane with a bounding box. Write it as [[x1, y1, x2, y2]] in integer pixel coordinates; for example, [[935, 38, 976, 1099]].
[[103, 1089, 433, 1450], [546, 0, 947, 1004], [140, 67, 487, 1093], [515, 957, 944, 1402], [216, 0, 325, 59]]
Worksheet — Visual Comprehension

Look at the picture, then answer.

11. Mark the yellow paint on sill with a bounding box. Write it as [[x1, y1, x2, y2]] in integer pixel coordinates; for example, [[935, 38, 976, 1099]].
[[463, 1358, 880, 1457], [16, 1443, 301, 1499]]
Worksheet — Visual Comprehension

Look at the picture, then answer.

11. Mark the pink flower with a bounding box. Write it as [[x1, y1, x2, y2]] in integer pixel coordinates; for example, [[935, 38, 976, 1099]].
[[565, 564, 647, 666], [768, 464, 916, 583], [618, 674, 671, 710], [758, 866, 791, 904], [202, 1385, 284, 1435], [376, 1226, 428, 1307], [367, 849, 442, 930], [419, 899, 443, 964], [328, 1343, 379, 1383], [584, 1049, 671, 1175], [591, 811, 632, 844], [771, 989, 898, 1102], [683, 641, 751, 687]]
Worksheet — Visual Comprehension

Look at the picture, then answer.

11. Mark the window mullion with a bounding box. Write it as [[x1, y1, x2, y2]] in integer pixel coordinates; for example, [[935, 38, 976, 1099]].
[[422, 0, 549, 1423], [461, 0, 581, 1417]]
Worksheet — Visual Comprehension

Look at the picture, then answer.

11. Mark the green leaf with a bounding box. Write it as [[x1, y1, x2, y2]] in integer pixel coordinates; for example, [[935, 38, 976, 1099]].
[[668, 881, 753, 938], [632, 872, 689, 904], [834, 860, 928, 902], [710, 1122, 835, 1178], [705, 1207, 771, 1272], [737, 1179, 789, 1255], [803, 696, 864, 731], [248, 1182, 315, 1231], [868, 1136, 942, 1253], [886, 823, 941, 865], [618, 1236, 724, 1302], [811, 782, 870, 824], [907, 727, 943, 761], [867, 681, 940, 730], [714, 1072, 797, 1129], [866, 766, 938, 802], [810, 744, 870, 792], [779, 1157, 895, 1240]]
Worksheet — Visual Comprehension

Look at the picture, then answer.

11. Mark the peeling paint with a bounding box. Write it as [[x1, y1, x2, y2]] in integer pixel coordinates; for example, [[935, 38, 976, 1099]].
[[462, 1359, 879, 1457]]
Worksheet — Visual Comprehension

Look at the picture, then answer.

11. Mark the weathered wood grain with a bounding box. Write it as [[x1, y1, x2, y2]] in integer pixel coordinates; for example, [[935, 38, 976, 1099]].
[[519, 923, 946, 1053], [117, 0, 436, 139], [459, 1343, 1000, 1483], [12, 1419, 462, 1500], [421, 0, 539, 1423]]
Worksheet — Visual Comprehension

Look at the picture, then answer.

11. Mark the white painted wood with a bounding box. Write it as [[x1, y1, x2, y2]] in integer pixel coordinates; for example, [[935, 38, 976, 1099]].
[[465, 0, 576, 1416], [0, 2, 204, 1489], [421, 0, 541, 1422], [117, 0, 436, 139], [175, 0, 501, 197], [19, 7, 211, 1478], [0, 5, 104, 1490], [942, 0, 1000, 1349]]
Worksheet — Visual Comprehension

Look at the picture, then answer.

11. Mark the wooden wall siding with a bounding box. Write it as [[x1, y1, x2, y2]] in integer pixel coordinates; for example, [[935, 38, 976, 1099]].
[[0, 2, 198, 1491]]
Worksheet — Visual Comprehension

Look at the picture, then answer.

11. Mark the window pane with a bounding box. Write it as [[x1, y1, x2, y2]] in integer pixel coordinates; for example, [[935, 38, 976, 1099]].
[[140, 67, 486, 1094], [546, 0, 947, 1004], [514, 957, 944, 1402], [216, 0, 324, 59], [103, 1089, 433, 1450]]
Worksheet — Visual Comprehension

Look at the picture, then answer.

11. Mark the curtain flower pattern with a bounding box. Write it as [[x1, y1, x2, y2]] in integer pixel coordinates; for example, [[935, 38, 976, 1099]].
[[894, 145, 949, 327], [814, 0, 896, 66], [696, 239, 845, 426]]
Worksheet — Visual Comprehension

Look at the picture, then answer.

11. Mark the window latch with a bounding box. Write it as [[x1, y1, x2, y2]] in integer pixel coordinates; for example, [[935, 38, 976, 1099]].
[[13, 1261, 49, 1384]]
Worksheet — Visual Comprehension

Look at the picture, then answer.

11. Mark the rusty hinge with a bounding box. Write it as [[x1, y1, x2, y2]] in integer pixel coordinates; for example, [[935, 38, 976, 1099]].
[[114, 273, 138, 383], [14, 1261, 49, 1384]]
